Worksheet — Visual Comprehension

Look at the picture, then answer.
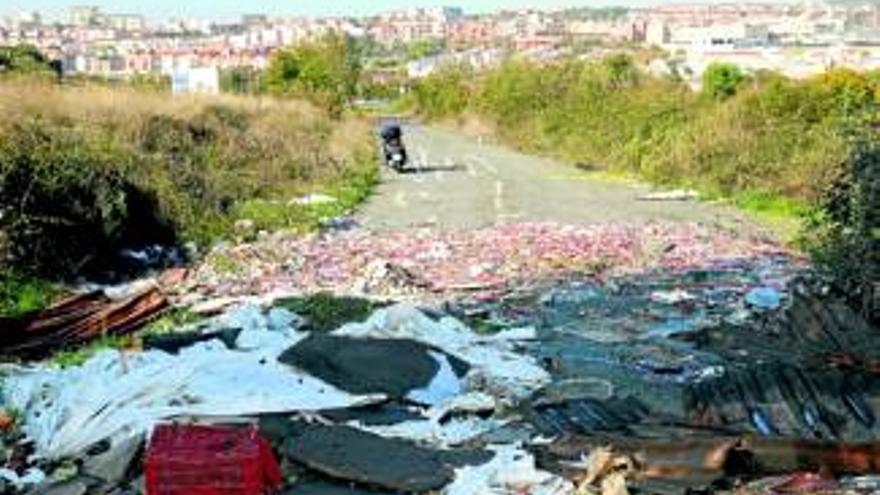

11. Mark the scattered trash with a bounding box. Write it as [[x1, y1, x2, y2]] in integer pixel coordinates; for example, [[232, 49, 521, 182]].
[[0, 467, 46, 491], [291, 193, 338, 206], [1, 217, 876, 495], [0, 286, 167, 358], [444, 444, 573, 495], [183, 222, 792, 302], [746, 286, 782, 310], [333, 303, 552, 401], [3, 339, 382, 459], [145, 424, 281, 495], [637, 189, 699, 201]]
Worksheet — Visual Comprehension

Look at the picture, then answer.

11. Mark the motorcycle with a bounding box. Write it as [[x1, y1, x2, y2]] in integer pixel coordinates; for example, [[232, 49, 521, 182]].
[[380, 125, 408, 172]]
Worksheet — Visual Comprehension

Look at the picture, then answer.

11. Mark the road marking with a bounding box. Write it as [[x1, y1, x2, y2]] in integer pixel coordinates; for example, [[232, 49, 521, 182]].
[[471, 154, 499, 176], [494, 180, 504, 213]]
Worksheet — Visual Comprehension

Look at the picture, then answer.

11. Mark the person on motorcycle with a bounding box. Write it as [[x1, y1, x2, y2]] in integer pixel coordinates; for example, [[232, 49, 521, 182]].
[[381, 124, 407, 171]]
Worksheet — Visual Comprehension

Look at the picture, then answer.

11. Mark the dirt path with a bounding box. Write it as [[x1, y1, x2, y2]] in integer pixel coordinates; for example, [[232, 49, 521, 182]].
[[357, 125, 756, 231]]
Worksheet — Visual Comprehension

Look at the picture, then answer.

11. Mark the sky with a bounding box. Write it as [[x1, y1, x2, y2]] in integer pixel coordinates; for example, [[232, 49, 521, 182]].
[[4, 0, 709, 22]]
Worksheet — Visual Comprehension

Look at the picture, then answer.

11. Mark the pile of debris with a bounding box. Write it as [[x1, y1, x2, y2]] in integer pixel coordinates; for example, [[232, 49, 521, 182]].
[[181, 222, 793, 303], [1, 242, 878, 495], [0, 301, 565, 495], [0, 283, 167, 359]]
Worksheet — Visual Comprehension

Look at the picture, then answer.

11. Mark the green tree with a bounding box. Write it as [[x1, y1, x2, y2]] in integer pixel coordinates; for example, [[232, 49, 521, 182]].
[[702, 62, 745, 100], [265, 33, 362, 116], [265, 50, 300, 94], [406, 39, 445, 61], [0, 44, 60, 78]]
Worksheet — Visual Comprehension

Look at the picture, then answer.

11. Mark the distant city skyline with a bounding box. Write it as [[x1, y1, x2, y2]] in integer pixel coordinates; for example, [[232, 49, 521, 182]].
[[1, 0, 794, 22]]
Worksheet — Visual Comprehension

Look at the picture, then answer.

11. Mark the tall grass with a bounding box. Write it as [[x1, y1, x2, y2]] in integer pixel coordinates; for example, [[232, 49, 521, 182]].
[[0, 82, 376, 277]]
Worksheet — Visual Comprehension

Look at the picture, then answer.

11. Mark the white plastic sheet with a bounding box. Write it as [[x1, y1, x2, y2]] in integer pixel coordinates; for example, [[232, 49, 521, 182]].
[[334, 304, 551, 400], [352, 416, 505, 447], [4, 338, 381, 460], [407, 351, 463, 406]]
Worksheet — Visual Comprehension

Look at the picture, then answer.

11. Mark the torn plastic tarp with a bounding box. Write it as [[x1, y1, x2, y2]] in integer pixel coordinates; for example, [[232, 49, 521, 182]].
[[444, 444, 574, 495], [3, 338, 383, 460], [333, 304, 550, 400]]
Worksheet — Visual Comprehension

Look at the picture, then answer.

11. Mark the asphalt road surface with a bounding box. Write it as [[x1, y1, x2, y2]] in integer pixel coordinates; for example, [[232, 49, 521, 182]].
[[357, 125, 754, 231]]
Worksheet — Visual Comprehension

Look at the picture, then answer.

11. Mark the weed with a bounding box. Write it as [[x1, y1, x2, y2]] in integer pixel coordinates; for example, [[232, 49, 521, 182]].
[[52, 335, 135, 368], [275, 292, 385, 332], [143, 308, 205, 335], [0, 271, 57, 318]]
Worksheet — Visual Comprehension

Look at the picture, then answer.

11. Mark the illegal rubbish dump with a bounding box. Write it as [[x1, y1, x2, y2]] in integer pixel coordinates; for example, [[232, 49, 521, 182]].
[[182, 222, 790, 303], [1, 221, 879, 495]]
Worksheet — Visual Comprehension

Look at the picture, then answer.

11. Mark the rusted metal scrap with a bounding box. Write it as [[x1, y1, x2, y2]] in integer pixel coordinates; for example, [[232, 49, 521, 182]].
[[0, 286, 167, 358]]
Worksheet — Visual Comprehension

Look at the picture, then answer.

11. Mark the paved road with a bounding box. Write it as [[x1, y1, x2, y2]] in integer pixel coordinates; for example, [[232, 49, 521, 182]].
[[357, 126, 754, 231]]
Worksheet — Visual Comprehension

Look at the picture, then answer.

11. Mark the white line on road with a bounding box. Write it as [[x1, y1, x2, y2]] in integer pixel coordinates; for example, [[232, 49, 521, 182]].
[[494, 180, 504, 213], [471, 154, 499, 176]]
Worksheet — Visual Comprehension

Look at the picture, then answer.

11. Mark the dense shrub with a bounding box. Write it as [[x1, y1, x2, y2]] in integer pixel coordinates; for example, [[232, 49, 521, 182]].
[[0, 84, 375, 278], [702, 62, 745, 100]]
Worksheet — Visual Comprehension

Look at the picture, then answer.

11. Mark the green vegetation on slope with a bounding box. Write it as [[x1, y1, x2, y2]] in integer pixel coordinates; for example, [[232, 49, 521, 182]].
[[0, 83, 377, 282]]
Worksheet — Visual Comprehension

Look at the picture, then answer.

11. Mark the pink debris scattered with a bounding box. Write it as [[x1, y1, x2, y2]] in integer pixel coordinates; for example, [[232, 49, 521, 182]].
[[182, 223, 798, 300]]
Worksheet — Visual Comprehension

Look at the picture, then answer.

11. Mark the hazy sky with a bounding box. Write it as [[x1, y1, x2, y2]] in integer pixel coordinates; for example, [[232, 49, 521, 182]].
[[4, 0, 706, 22]]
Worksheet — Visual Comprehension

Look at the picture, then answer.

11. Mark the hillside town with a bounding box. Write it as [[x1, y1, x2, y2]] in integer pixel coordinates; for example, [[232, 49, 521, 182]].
[[2, 2, 880, 87]]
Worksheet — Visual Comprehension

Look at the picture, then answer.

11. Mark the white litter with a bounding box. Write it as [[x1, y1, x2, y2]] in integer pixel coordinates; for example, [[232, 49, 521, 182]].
[[407, 351, 463, 406], [334, 304, 551, 400], [637, 189, 699, 201], [290, 193, 337, 206], [0, 468, 45, 491], [444, 444, 574, 495], [428, 392, 497, 421], [353, 416, 504, 447], [650, 289, 695, 305], [3, 339, 382, 460]]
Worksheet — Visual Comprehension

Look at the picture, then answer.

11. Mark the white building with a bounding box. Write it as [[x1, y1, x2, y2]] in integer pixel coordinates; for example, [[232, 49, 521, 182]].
[[681, 22, 773, 51], [170, 67, 219, 94]]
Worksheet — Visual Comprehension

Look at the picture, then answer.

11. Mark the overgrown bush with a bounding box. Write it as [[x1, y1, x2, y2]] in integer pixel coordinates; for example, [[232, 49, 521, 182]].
[[0, 83, 376, 278], [804, 134, 880, 323], [410, 58, 876, 202]]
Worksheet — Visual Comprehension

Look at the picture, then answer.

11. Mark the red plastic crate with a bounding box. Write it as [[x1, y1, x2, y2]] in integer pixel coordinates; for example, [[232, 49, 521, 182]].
[[145, 424, 282, 495]]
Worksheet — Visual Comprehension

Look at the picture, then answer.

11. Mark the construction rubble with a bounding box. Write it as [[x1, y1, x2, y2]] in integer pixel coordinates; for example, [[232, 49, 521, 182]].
[[0, 222, 878, 495]]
